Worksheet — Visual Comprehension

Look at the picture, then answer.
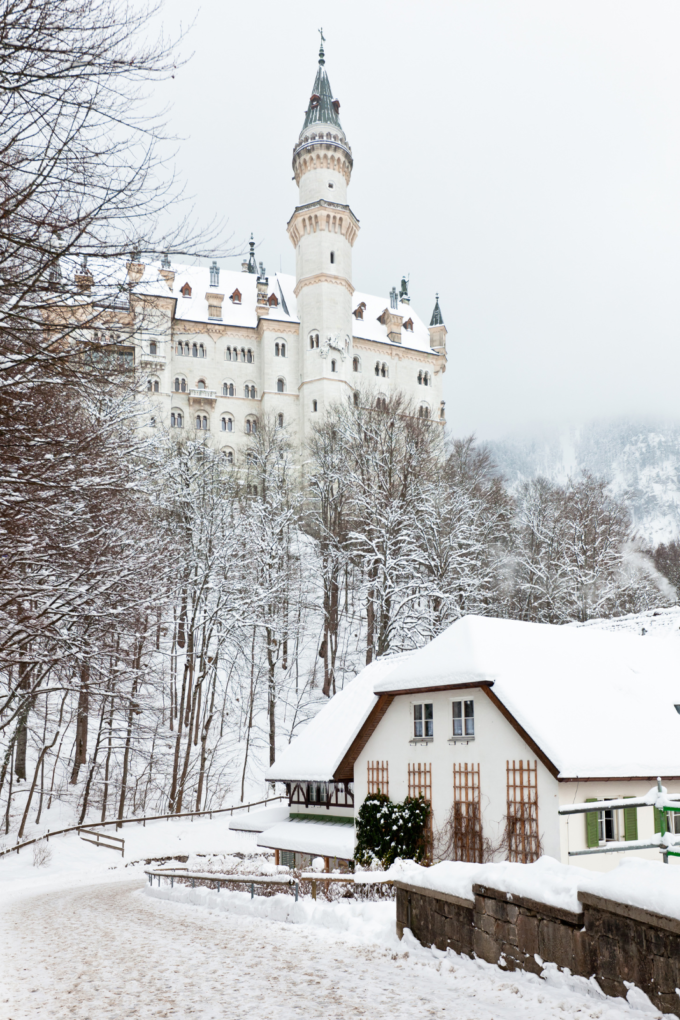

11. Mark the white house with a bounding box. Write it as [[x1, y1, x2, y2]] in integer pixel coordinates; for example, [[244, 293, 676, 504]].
[[261, 615, 680, 871]]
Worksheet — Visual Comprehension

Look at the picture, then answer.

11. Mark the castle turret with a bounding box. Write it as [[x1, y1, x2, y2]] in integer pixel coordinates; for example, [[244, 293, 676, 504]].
[[287, 36, 360, 433]]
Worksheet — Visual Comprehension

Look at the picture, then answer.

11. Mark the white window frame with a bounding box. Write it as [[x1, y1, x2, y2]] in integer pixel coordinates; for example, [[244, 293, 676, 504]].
[[450, 698, 475, 743], [411, 702, 433, 744]]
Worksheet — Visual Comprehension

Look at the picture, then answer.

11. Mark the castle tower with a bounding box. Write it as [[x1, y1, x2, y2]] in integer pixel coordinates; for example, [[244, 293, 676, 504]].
[[287, 37, 360, 437]]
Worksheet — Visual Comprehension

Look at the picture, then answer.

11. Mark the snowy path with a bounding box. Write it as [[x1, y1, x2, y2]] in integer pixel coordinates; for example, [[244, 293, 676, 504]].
[[0, 879, 659, 1020]]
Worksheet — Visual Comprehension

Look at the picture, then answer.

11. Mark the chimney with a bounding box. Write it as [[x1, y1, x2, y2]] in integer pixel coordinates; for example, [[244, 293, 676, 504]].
[[257, 262, 269, 316], [159, 254, 175, 290], [379, 307, 403, 344], [206, 292, 224, 321], [126, 261, 145, 284]]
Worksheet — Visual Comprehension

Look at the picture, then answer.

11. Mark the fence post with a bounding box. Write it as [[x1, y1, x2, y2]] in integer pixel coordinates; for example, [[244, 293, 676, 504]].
[[311, 880, 317, 901], [171, 876, 174, 889], [295, 882, 299, 903], [217, 881, 220, 893], [148, 873, 152, 886], [250, 882, 254, 900], [192, 878, 195, 889]]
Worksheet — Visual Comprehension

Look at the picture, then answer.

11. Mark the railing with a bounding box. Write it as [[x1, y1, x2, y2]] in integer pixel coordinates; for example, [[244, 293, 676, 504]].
[[79, 827, 125, 857], [145, 869, 300, 901], [0, 794, 286, 859], [188, 388, 217, 402]]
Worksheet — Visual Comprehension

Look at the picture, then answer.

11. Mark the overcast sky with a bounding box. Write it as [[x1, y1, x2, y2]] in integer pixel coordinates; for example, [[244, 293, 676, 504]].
[[155, 0, 680, 440]]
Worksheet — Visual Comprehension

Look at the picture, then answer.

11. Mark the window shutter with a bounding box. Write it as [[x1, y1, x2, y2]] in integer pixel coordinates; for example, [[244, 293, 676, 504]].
[[585, 798, 599, 848], [654, 807, 666, 835], [623, 796, 638, 841]]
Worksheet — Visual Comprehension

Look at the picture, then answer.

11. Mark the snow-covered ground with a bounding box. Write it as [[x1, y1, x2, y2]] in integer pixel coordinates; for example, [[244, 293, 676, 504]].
[[0, 817, 672, 1019]]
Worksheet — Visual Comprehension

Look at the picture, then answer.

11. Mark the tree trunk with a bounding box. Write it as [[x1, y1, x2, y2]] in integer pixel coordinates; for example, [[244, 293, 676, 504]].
[[79, 695, 107, 824], [70, 662, 90, 784]]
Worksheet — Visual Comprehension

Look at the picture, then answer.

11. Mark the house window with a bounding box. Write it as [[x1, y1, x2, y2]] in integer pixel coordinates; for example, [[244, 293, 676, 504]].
[[452, 700, 475, 739], [312, 399, 318, 412], [331, 359, 336, 373], [277, 413, 284, 428], [149, 341, 157, 356], [413, 703, 433, 740], [598, 807, 618, 843], [277, 378, 284, 393]]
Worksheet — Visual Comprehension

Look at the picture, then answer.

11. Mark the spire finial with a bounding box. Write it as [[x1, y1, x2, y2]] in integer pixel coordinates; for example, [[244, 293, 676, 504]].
[[318, 27, 325, 65]]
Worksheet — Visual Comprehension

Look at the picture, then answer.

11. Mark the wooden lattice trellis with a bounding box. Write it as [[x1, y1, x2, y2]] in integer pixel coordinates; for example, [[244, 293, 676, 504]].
[[408, 763, 432, 801], [506, 759, 540, 863], [452, 763, 483, 863], [367, 760, 389, 797]]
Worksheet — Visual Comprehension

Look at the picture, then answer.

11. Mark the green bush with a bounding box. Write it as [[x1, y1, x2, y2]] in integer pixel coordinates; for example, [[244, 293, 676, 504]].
[[354, 792, 431, 867]]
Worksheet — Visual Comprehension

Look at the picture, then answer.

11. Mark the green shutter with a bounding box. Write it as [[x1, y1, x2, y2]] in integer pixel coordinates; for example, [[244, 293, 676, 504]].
[[623, 797, 638, 841], [654, 807, 666, 835], [585, 798, 599, 848]]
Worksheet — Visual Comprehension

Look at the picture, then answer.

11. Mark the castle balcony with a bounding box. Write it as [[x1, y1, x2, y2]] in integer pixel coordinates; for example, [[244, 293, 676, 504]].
[[139, 352, 166, 368], [188, 387, 217, 407]]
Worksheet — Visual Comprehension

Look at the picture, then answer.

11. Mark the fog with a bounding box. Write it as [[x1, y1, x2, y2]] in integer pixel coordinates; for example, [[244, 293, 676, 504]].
[[155, 0, 680, 440]]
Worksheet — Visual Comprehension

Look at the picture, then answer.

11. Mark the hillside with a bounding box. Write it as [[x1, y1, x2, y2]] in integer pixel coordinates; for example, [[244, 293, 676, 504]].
[[488, 419, 680, 546]]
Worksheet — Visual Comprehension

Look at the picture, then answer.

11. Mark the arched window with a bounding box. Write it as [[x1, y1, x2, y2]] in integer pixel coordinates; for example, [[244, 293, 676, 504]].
[[221, 416, 233, 432], [281, 342, 286, 357], [275, 342, 280, 357], [192, 343, 198, 358], [170, 412, 175, 427], [153, 380, 159, 393], [197, 379, 205, 390], [375, 362, 380, 377], [330, 251, 335, 264], [247, 349, 253, 364], [418, 405, 430, 419], [225, 347, 232, 361], [223, 382, 234, 397], [199, 343, 205, 358], [203, 415, 208, 429], [381, 363, 388, 378], [149, 341, 157, 356], [240, 348, 246, 362], [174, 377, 187, 393], [245, 417, 258, 434], [277, 413, 284, 428], [224, 449, 234, 465], [417, 370, 423, 385], [376, 396, 387, 411], [245, 384, 256, 399], [147, 379, 152, 391], [312, 399, 318, 412], [310, 336, 314, 350], [440, 402, 446, 420], [195, 415, 201, 429], [353, 356, 360, 373], [423, 372, 429, 387], [353, 391, 359, 407], [331, 359, 337, 373], [277, 378, 284, 393]]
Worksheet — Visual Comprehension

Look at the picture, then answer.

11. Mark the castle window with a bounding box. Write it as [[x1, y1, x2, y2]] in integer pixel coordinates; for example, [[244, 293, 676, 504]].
[[199, 343, 205, 358], [404, 318, 414, 332], [277, 378, 285, 393], [328, 182, 334, 190], [246, 483, 258, 497], [440, 401, 446, 420], [423, 372, 429, 386], [376, 397, 387, 411], [331, 360, 337, 373], [247, 349, 253, 364], [418, 405, 430, 419], [153, 380, 159, 393], [181, 283, 192, 299], [353, 356, 360, 373], [309, 333, 320, 350], [267, 293, 279, 307], [353, 391, 359, 407], [281, 342, 286, 357], [330, 251, 335, 264], [149, 341, 157, 356], [147, 379, 152, 391], [230, 289, 242, 304], [277, 413, 284, 428], [224, 449, 234, 464], [312, 399, 318, 412], [171, 411, 184, 428], [223, 382, 234, 397], [240, 348, 246, 362], [174, 377, 187, 393], [197, 380, 205, 390], [221, 416, 233, 432], [245, 417, 257, 434], [353, 302, 366, 320], [225, 347, 232, 361], [245, 384, 256, 399], [275, 342, 280, 357], [380, 363, 388, 378], [417, 370, 423, 385], [192, 343, 198, 358], [375, 362, 380, 376]]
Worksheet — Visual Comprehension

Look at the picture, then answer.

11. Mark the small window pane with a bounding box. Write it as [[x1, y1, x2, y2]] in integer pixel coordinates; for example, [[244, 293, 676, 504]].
[[464, 700, 475, 736], [413, 704, 423, 738], [424, 703, 433, 738], [452, 701, 462, 736]]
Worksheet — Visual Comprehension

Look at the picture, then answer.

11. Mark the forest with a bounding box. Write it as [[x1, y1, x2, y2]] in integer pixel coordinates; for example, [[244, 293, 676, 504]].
[[0, 0, 673, 837]]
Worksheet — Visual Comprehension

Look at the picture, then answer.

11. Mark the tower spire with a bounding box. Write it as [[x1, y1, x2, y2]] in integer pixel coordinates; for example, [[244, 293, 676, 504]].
[[318, 27, 325, 65], [300, 32, 342, 134]]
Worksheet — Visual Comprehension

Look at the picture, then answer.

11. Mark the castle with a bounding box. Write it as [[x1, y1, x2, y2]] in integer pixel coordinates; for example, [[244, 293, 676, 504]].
[[129, 41, 447, 458]]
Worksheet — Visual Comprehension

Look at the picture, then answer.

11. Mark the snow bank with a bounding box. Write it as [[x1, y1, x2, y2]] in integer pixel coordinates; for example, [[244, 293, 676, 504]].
[[257, 820, 355, 859], [227, 805, 290, 832], [375, 855, 680, 921], [143, 883, 397, 946]]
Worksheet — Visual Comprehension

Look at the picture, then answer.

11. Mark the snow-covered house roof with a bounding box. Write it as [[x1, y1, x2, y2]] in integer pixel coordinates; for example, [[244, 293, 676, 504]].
[[265, 653, 414, 784], [267, 615, 680, 786], [373, 615, 680, 780]]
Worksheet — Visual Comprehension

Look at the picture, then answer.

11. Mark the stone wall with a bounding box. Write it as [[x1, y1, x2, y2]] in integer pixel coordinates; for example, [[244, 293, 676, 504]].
[[395, 880, 680, 1015]]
